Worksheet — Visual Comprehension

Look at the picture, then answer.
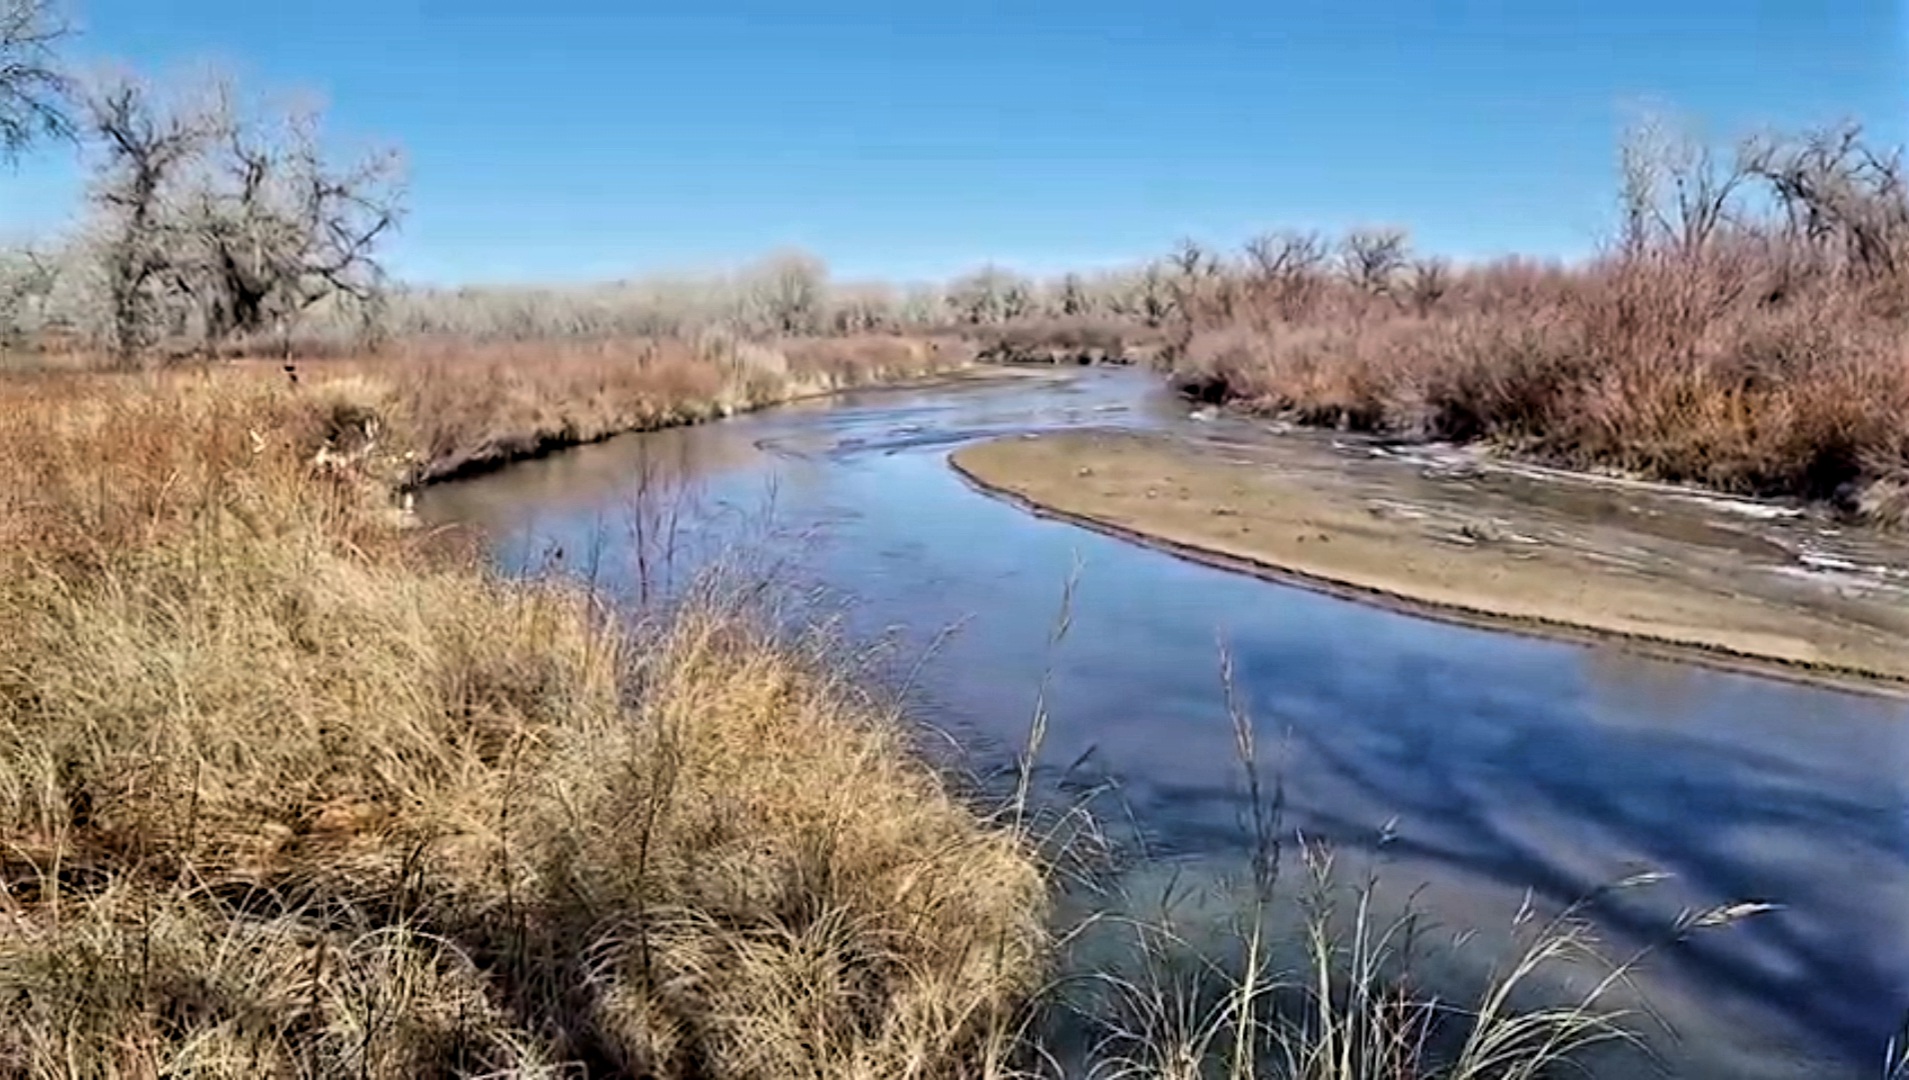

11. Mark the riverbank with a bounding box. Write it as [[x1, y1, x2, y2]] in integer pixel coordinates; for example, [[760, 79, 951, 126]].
[[284, 333, 978, 484], [952, 428, 1909, 690], [0, 355, 1049, 1075]]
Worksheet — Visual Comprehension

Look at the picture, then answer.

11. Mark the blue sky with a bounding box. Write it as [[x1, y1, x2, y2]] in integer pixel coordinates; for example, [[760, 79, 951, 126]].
[[1, 0, 1903, 284]]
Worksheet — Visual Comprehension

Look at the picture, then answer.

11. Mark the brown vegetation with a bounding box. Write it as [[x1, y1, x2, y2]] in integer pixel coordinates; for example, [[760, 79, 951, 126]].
[[1160, 123, 1909, 519], [0, 360, 1045, 1078], [315, 333, 973, 483], [971, 316, 1163, 367], [0, 10, 1854, 1074]]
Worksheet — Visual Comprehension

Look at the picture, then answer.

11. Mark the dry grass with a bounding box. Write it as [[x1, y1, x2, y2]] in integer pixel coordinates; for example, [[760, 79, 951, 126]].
[[1172, 251, 1909, 513], [1056, 666, 1773, 1080], [0, 360, 1044, 1078], [1167, 233, 1909, 521], [1073, 856, 1656, 1080], [264, 332, 973, 483], [0, 337, 1815, 1079]]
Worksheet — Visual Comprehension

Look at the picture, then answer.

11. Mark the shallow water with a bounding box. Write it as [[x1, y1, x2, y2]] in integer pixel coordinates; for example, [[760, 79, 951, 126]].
[[420, 370, 1909, 1079]]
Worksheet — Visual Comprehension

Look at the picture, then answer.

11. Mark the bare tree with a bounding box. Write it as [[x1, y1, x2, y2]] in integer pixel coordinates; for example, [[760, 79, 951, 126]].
[[170, 92, 403, 353], [896, 282, 944, 328], [998, 275, 1032, 321], [79, 73, 219, 363], [0, 0, 69, 160], [0, 243, 62, 340], [828, 280, 896, 334], [739, 249, 826, 335], [1164, 238, 1234, 326], [1167, 237, 1211, 280], [946, 265, 1032, 325], [1618, 113, 1752, 257], [1242, 229, 1328, 318], [1054, 271, 1088, 317], [1134, 260, 1173, 327], [1339, 226, 1411, 294], [1243, 229, 1327, 282], [1744, 122, 1908, 280], [76, 72, 403, 361]]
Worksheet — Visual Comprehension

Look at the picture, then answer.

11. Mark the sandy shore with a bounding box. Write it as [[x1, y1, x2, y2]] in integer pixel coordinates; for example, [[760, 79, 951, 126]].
[[952, 429, 1909, 692]]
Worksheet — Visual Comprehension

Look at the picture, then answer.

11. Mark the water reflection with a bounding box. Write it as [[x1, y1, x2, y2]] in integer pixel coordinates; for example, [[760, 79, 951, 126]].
[[419, 371, 1909, 1080]]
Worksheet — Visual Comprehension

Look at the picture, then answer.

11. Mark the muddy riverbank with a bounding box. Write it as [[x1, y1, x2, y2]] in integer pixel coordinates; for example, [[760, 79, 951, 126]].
[[952, 428, 1909, 691]]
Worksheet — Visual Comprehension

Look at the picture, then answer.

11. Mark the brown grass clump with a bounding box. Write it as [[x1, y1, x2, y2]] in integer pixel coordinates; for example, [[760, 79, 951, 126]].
[[0, 360, 1043, 1078]]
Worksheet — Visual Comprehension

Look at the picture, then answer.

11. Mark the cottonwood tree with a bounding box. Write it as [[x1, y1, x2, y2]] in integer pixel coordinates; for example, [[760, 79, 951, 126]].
[[0, 244, 58, 341], [1407, 256, 1450, 314], [1127, 261, 1175, 327], [828, 281, 897, 334], [1165, 237, 1240, 325], [80, 73, 220, 363], [1053, 272, 1088, 317], [172, 93, 403, 353], [78, 71, 403, 362], [896, 283, 944, 327], [0, 0, 68, 160], [1242, 229, 1328, 319], [1243, 229, 1328, 282], [945, 266, 1033, 325]]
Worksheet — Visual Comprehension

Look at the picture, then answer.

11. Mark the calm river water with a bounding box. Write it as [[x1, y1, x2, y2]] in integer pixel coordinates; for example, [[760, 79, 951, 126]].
[[419, 370, 1909, 1079]]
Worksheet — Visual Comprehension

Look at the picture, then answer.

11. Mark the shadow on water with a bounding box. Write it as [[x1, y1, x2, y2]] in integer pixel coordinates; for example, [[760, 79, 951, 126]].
[[419, 370, 1909, 1080]]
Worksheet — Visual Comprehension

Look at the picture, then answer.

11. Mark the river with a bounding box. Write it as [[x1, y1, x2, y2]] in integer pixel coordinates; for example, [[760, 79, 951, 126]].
[[418, 368, 1909, 1079]]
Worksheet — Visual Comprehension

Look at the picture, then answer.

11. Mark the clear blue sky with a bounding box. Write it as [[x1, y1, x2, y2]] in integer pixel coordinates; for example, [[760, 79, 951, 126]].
[[1, 0, 1903, 284]]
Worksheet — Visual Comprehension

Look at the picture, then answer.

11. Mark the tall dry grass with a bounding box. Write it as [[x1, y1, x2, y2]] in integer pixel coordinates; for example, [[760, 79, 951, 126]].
[[1172, 248, 1909, 510], [0, 363, 1045, 1078], [1149, 125, 1909, 518], [265, 332, 972, 483]]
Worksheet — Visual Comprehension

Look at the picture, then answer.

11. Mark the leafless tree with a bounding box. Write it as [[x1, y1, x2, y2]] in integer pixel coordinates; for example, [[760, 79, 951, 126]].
[[1618, 113, 1752, 257], [1242, 229, 1328, 318], [77, 71, 403, 361], [0, 0, 69, 160], [1243, 229, 1327, 282], [0, 243, 58, 340], [79, 73, 219, 363], [896, 282, 944, 327], [1134, 260, 1174, 327], [170, 92, 403, 353], [1054, 272, 1088, 317], [946, 265, 1032, 325], [998, 275, 1032, 321], [1167, 237, 1211, 280], [1339, 226, 1410, 294], [1164, 238, 1237, 325], [828, 280, 896, 334], [739, 249, 826, 335], [1744, 122, 1908, 280]]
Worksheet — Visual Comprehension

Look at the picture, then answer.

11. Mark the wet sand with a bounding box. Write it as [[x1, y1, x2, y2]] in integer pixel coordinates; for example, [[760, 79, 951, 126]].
[[953, 429, 1909, 691]]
